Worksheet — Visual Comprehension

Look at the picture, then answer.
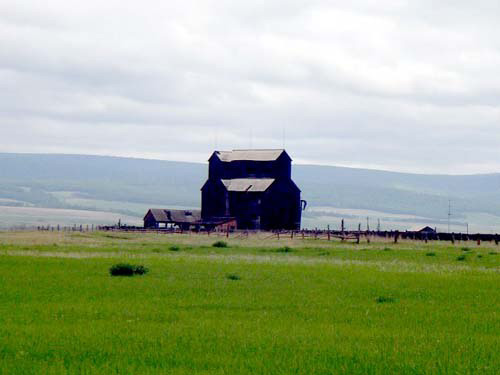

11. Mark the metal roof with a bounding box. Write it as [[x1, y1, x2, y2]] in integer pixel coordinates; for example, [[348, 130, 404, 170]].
[[221, 178, 275, 192], [215, 149, 286, 162], [147, 209, 201, 223]]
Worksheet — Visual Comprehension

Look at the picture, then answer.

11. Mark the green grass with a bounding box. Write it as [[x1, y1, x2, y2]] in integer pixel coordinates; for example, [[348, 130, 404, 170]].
[[0, 232, 499, 374]]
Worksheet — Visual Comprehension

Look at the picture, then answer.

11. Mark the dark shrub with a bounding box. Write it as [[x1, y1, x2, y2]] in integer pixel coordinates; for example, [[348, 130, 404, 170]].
[[376, 296, 396, 303], [109, 263, 149, 276], [461, 247, 470, 252], [226, 273, 241, 280], [383, 247, 391, 251], [456, 255, 467, 261], [169, 245, 180, 251], [133, 265, 149, 275], [477, 254, 483, 259], [276, 246, 292, 253], [425, 252, 436, 256], [212, 241, 228, 248], [489, 252, 498, 255]]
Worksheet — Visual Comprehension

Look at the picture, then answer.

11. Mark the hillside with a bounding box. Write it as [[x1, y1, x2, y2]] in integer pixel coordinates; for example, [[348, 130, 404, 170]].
[[1, 153, 500, 231]]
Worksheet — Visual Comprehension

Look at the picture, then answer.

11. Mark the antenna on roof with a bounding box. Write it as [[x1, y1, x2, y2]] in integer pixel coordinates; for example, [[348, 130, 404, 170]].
[[214, 126, 219, 150]]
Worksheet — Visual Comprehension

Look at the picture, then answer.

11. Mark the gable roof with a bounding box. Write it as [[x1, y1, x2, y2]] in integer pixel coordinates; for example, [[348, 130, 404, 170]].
[[213, 149, 287, 162], [418, 226, 436, 233], [221, 178, 275, 192], [146, 209, 201, 223]]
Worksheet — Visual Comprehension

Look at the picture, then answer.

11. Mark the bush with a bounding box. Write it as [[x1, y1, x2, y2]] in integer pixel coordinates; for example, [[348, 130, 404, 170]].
[[456, 255, 467, 261], [425, 252, 436, 256], [226, 273, 241, 280], [109, 263, 149, 276], [169, 245, 180, 251], [376, 296, 396, 303], [212, 241, 228, 248], [461, 247, 471, 252], [276, 246, 292, 253], [477, 254, 483, 259], [383, 247, 391, 251], [133, 265, 148, 275]]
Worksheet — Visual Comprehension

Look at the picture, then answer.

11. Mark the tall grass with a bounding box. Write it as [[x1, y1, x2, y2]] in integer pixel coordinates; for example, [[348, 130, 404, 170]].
[[0, 232, 498, 374]]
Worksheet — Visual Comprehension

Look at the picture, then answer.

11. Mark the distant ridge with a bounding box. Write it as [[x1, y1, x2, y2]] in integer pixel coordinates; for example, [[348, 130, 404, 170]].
[[1, 152, 500, 231]]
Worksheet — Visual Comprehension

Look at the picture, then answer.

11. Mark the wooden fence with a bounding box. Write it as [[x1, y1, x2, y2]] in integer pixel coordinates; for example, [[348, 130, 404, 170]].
[[25, 225, 500, 246]]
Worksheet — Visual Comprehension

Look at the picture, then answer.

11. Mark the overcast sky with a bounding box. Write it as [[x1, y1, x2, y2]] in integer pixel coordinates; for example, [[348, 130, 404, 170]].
[[1, 1, 500, 174]]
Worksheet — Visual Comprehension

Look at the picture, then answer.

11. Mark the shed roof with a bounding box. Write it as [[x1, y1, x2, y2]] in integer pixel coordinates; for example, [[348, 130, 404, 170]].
[[146, 209, 201, 223], [214, 149, 287, 162], [221, 178, 275, 192], [418, 226, 436, 233]]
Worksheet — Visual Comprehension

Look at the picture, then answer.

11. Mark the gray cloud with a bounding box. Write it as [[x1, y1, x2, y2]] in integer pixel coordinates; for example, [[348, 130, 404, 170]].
[[1, 0, 500, 173]]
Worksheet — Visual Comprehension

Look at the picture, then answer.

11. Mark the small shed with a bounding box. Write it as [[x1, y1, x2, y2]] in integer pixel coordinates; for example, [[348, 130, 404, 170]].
[[417, 226, 436, 234], [144, 209, 201, 230]]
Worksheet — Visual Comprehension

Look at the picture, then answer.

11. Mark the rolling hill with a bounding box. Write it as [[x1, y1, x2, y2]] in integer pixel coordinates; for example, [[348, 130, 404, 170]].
[[1, 153, 500, 232]]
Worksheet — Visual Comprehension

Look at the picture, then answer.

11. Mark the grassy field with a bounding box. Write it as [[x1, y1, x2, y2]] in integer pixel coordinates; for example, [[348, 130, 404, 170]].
[[0, 231, 498, 374]]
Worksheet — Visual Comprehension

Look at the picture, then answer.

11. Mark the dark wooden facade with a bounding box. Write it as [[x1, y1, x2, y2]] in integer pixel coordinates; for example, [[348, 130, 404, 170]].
[[201, 149, 302, 230], [144, 209, 201, 230]]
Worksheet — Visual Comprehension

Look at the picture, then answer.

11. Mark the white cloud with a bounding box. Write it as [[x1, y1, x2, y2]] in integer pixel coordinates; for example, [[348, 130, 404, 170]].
[[1, 0, 500, 173]]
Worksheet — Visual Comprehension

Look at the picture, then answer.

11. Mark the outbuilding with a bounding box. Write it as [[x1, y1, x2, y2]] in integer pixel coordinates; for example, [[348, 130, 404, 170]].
[[417, 226, 437, 234], [144, 209, 201, 230]]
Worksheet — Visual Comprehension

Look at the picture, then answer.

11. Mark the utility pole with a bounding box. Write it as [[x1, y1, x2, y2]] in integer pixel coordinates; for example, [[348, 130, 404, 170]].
[[366, 216, 370, 231], [448, 199, 451, 233], [377, 218, 381, 232]]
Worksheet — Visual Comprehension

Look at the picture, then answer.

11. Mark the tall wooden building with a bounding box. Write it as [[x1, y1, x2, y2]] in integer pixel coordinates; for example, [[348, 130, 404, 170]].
[[201, 149, 302, 230]]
